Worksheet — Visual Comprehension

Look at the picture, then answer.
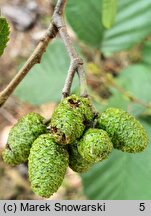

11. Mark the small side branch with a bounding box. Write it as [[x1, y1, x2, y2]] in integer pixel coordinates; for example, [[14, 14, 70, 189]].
[[53, 0, 88, 98], [62, 58, 83, 98]]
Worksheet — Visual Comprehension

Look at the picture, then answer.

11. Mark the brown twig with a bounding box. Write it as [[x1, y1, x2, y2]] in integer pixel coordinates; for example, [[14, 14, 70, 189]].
[[52, 0, 88, 98]]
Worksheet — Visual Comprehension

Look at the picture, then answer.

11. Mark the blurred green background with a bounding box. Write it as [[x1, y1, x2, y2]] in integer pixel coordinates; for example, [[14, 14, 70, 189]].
[[1, 0, 151, 200]]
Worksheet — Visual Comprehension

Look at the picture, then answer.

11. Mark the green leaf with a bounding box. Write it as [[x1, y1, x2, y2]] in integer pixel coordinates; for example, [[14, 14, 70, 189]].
[[0, 17, 10, 56], [95, 64, 151, 116], [115, 64, 151, 115], [117, 64, 151, 102], [14, 39, 78, 105], [66, 0, 151, 54], [66, 0, 104, 48], [82, 63, 151, 199], [102, 0, 117, 29], [92, 63, 151, 116]]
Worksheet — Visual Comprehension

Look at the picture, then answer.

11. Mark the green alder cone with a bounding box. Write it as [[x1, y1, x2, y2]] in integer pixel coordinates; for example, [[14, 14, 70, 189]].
[[62, 94, 94, 122], [68, 142, 93, 173], [28, 134, 69, 198], [49, 95, 94, 144], [50, 108, 85, 144], [78, 128, 113, 163], [2, 112, 46, 165], [96, 108, 148, 153]]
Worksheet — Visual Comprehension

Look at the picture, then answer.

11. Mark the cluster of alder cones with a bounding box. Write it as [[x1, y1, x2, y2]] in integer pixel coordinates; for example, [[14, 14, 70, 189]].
[[2, 95, 148, 198]]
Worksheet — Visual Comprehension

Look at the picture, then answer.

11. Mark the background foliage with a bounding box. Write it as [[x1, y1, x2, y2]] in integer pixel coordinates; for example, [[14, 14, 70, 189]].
[[66, 0, 151, 54], [15, 40, 71, 104]]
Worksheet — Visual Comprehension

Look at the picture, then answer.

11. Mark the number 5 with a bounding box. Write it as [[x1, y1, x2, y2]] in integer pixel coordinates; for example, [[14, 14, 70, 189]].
[[139, 203, 145, 211]]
